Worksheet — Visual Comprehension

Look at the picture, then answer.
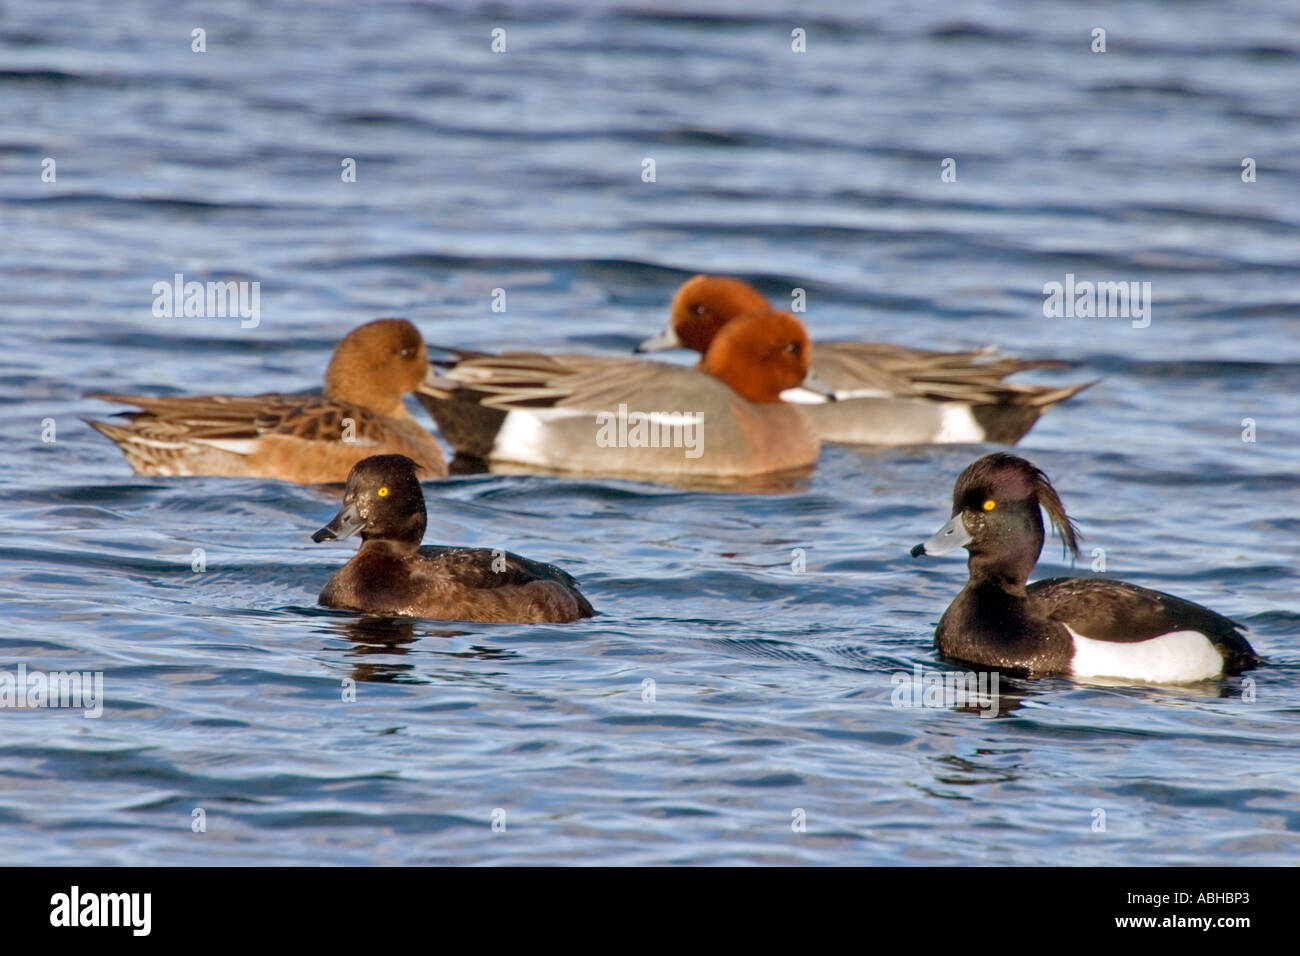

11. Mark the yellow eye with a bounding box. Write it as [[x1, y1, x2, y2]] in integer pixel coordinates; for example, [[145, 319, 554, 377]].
[[982, 499, 996, 511], [378, 487, 389, 497]]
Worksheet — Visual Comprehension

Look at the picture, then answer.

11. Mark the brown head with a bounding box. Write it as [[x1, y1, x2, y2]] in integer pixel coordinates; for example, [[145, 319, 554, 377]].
[[322, 319, 429, 416], [637, 275, 771, 354], [697, 310, 815, 403], [912, 453, 1081, 586]]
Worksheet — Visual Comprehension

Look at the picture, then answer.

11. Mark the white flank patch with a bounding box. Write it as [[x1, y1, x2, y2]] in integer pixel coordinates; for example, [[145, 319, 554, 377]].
[[490, 407, 587, 463], [934, 404, 985, 443], [1067, 625, 1225, 683]]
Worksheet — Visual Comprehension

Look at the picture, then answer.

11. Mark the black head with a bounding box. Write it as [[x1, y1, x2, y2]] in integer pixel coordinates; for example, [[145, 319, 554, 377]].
[[312, 454, 426, 547], [911, 453, 1080, 585]]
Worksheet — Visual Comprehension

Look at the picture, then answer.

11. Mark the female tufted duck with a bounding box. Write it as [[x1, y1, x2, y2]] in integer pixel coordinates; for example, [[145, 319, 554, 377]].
[[910, 453, 1259, 681], [312, 454, 594, 623]]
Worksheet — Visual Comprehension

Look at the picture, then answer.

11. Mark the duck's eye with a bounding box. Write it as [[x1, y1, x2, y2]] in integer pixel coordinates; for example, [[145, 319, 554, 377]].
[[399, 347, 416, 359], [785, 342, 801, 355], [983, 499, 996, 511], [693, 304, 707, 315], [378, 487, 389, 497]]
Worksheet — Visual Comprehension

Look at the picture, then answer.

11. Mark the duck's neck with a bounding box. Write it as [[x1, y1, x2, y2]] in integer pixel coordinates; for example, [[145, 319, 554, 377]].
[[680, 315, 729, 354], [358, 534, 421, 558], [323, 357, 406, 418], [965, 561, 1030, 595], [965, 533, 1041, 594]]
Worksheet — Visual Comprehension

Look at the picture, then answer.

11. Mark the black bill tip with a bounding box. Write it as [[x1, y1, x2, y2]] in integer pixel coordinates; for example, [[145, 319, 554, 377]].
[[909, 543, 926, 558], [311, 527, 336, 543]]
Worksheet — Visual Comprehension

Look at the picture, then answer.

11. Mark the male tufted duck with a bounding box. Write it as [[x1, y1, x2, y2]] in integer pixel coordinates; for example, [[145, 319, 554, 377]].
[[910, 453, 1259, 681]]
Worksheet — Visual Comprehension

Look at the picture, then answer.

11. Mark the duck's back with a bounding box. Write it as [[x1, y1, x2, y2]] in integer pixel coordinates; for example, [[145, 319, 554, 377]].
[[416, 546, 595, 623], [419, 354, 819, 477], [321, 543, 594, 623], [88, 392, 446, 482], [804, 342, 1089, 446], [1029, 577, 1259, 678]]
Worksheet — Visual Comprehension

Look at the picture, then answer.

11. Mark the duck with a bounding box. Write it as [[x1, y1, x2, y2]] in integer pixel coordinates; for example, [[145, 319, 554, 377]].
[[910, 453, 1259, 681], [311, 454, 594, 623], [415, 310, 833, 480], [636, 275, 1094, 445], [87, 318, 447, 484]]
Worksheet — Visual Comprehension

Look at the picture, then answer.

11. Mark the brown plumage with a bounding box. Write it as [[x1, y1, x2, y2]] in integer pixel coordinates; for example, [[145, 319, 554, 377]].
[[312, 454, 595, 623], [86, 319, 447, 484]]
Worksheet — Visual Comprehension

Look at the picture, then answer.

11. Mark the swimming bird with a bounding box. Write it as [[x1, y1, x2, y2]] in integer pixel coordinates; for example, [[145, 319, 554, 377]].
[[637, 275, 1094, 445], [910, 453, 1259, 681], [312, 454, 594, 623], [415, 310, 833, 480], [87, 318, 447, 484]]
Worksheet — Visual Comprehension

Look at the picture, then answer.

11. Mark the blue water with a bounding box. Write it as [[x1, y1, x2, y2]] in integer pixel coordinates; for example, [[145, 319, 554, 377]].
[[2, 0, 1298, 865]]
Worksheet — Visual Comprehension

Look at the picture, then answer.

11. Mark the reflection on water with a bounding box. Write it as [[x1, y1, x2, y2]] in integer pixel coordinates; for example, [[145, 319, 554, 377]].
[[328, 617, 526, 682], [453, 455, 818, 495]]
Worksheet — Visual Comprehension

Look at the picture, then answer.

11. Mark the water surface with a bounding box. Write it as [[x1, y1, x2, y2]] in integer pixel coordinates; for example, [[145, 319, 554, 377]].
[[1, 0, 1298, 865]]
